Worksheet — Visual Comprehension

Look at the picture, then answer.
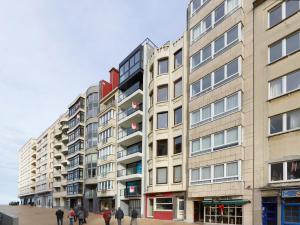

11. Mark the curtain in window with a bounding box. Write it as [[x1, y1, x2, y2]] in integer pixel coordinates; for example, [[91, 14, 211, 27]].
[[227, 162, 238, 176], [191, 169, 200, 181], [214, 132, 224, 146], [227, 0, 239, 12], [227, 127, 238, 143], [202, 136, 211, 150], [227, 93, 238, 110], [202, 167, 211, 180], [214, 165, 224, 178], [270, 78, 282, 98], [287, 109, 300, 130]]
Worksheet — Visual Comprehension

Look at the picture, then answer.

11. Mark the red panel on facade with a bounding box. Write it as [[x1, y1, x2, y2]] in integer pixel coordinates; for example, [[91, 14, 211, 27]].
[[101, 80, 112, 99], [100, 68, 119, 99], [109, 67, 119, 90], [153, 211, 173, 220]]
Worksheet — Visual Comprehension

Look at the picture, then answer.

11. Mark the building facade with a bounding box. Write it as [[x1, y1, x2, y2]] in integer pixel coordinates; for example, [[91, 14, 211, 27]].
[[253, 0, 300, 224], [186, 0, 254, 224], [144, 35, 189, 220]]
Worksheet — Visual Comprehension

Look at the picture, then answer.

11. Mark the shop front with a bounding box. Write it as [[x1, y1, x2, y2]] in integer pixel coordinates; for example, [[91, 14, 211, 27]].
[[145, 192, 185, 220]]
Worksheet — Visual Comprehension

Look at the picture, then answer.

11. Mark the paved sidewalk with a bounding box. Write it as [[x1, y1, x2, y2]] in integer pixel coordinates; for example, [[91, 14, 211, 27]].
[[0, 206, 191, 225]]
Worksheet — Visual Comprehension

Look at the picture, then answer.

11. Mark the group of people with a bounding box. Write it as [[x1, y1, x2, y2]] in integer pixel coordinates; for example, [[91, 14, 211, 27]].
[[55, 206, 139, 225], [55, 206, 88, 225]]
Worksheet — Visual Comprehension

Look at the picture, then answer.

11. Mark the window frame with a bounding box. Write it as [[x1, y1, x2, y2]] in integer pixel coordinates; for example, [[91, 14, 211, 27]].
[[157, 111, 168, 129], [174, 135, 182, 155], [156, 167, 168, 184], [174, 49, 183, 69], [269, 160, 300, 183], [174, 106, 183, 125], [173, 165, 182, 183], [157, 84, 169, 102], [174, 78, 183, 98], [158, 58, 169, 75]]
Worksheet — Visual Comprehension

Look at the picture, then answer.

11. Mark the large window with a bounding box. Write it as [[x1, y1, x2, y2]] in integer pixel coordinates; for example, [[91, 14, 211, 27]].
[[119, 50, 141, 83], [99, 127, 114, 143], [204, 204, 242, 224], [98, 145, 113, 160], [190, 0, 210, 16], [191, 23, 241, 71], [157, 85, 168, 102], [191, 0, 240, 43], [190, 161, 240, 185], [158, 58, 169, 74], [269, 69, 300, 99], [191, 127, 240, 156], [86, 93, 99, 118], [157, 112, 168, 129], [86, 123, 98, 149], [97, 180, 113, 191], [191, 57, 241, 98], [173, 165, 182, 183], [190, 92, 241, 128], [98, 163, 114, 177], [174, 107, 182, 125], [156, 198, 173, 210], [269, 108, 300, 134], [157, 139, 168, 156], [149, 169, 153, 186], [269, 31, 300, 63], [86, 154, 97, 178], [174, 78, 183, 98], [157, 167, 168, 184], [99, 110, 114, 126], [270, 160, 300, 182], [174, 49, 183, 69], [174, 136, 182, 154], [268, 0, 300, 28]]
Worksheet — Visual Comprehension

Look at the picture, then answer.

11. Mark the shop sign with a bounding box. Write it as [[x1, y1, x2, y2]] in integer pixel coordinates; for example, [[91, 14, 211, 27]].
[[282, 189, 300, 198]]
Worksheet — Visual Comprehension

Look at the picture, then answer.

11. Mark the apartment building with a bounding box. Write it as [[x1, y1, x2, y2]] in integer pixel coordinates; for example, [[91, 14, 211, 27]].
[[97, 68, 119, 211], [52, 113, 69, 208], [186, 0, 254, 224], [35, 122, 57, 208], [67, 95, 85, 208], [18, 138, 37, 205], [253, 0, 300, 224], [116, 39, 156, 217], [144, 35, 188, 220]]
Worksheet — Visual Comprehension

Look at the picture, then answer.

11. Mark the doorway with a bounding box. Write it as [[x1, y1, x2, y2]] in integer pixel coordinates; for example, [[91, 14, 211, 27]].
[[194, 201, 204, 222], [148, 198, 154, 217], [177, 197, 185, 220]]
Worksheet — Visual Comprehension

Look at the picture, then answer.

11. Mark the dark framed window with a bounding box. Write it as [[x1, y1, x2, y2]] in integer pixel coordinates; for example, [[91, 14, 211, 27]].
[[173, 165, 182, 183], [149, 169, 153, 186], [157, 167, 168, 184], [158, 58, 169, 74], [174, 107, 182, 125], [174, 78, 182, 98], [174, 49, 183, 69], [157, 112, 168, 129], [174, 136, 182, 154], [157, 85, 168, 102], [157, 139, 168, 156]]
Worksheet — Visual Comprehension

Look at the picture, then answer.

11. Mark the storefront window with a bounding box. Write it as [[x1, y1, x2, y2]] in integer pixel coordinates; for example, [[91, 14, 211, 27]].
[[204, 205, 242, 224], [156, 198, 173, 210]]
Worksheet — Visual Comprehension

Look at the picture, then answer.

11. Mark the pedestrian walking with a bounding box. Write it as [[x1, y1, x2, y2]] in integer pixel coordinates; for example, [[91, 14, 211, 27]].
[[68, 208, 75, 225], [102, 207, 112, 225], [77, 207, 84, 225], [55, 208, 64, 225], [115, 207, 124, 225], [74, 206, 79, 222], [130, 208, 138, 225], [83, 207, 89, 223]]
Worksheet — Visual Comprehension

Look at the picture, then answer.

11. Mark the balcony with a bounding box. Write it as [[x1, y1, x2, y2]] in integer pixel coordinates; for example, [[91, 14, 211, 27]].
[[85, 190, 97, 199], [118, 103, 143, 127], [54, 151, 62, 159], [53, 171, 61, 178], [54, 160, 62, 168], [53, 181, 61, 188], [117, 167, 142, 182], [119, 187, 141, 199], [117, 145, 142, 164], [54, 129, 62, 138], [117, 126, 142, 147], [61, 179, 67, 186], [54, 141, 62, 149], [62, 123, 68, 132], [118, 82, 143, 108], [100, 101, 116, 114], [62, 134, 68, 144], [61, 147, 68, 155]]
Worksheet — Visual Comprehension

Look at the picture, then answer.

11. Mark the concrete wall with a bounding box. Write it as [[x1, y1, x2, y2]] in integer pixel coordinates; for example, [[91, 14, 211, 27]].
[[0, 212, 18, 225]]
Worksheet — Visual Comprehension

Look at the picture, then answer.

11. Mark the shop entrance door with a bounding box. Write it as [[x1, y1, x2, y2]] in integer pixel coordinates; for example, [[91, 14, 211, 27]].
[[262, 197, 277, 225], [148, 199, 154, 217], [282, 199, 300, 225], [177, 197, 185, 220]]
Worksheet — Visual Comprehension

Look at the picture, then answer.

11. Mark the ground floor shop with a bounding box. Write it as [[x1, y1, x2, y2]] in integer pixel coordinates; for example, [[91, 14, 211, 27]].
[[36, 193, 52, 208], [262, 188, 300, 225], [119, 199, 141, 217], [145, 192, 185, 220], [99, 197, 115, 212], [53, 197, 67, 208], [188, 196, 250, 225], [20, 195, 35, 205]]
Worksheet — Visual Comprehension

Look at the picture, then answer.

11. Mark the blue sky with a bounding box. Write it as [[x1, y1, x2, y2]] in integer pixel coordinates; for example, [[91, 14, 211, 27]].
[[0, 0, 187, 204]]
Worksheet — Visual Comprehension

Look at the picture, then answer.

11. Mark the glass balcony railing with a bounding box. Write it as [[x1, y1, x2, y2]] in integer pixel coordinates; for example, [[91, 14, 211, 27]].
[[118, 103, 143, 120], [120, 187, 141, 197], [117, 167, 142, 177], [118, 82, 142, 103], [117, 145, 142, 159], [118, 126, 142, 140]]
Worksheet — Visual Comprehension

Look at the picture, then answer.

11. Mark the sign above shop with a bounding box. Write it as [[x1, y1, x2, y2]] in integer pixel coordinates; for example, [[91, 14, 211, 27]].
[[282, 189, 300, 198]]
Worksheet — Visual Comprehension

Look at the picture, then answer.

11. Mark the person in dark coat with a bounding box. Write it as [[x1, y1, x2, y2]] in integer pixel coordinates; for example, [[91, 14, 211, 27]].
[[55, 208, 64, 225], [115, 207, 124, 225], [74, 206, 79, 222], [130, 209, 138, 225], [83, 207, 89, 223], [102, 207, 112, 225], [77, 207, 85, 225]]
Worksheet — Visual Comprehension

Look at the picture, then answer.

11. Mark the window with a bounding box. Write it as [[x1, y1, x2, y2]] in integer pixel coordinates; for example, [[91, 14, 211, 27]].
[[190, 92, 241, 128], [191, 23, 241, 71], [190, 0, 240, 43], [157, 85, 168, 102], [86, 123, 98, 149], [86, 93, 99, 118], [98, 145, 113, 160], [190, 161, 240, 185], [191, 57, 240, 98], [157, 139, 168, 156], [174, 107, 182, 125], [269, 31, 300, 63], [99, 110, 114, 126], [268, 0, 300, 28], [174, 78, 182, 98], [149, 169, 153, 186], [204, 204, 243, 224], [158, 58, 169, 74], [270, 160, 300, 182], [269, 69, 300, 99], [269, 109, 300, 134], [174, 49, 183, 69], [157, 167, 168, 184], [174, 136, 182, 154], [190, 0, 210, 16], [119, 51, 141, 83], [173, 165, 182, 183], [157, 112, 168, 129], [156, 198, 173, 210]]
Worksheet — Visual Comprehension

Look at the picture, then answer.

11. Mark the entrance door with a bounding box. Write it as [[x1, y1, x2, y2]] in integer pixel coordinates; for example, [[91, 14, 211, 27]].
[[282, 198, 300, 225], [148, 199, 154, 217], [129, 200, 141, 217], [262, 197, 277, 225], [177, 197, 185, 220]]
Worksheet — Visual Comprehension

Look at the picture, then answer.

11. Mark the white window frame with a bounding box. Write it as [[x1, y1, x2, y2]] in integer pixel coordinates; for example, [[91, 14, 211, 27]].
[[190, 0, 210, 17], [154, 197, 173, 211], [269, 160, 300, 183]]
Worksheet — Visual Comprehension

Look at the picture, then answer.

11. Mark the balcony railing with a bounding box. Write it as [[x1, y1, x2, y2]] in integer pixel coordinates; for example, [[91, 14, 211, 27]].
[[118, 82, 141, 103], [85, 190, 96, 198], [120, 187, 141, 197], [100, 101, 115, 114], [118, 126, 142, 140], [117, 167, 142, 177], [118, 103, 143, 120], [117, 145, 142, 159]]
